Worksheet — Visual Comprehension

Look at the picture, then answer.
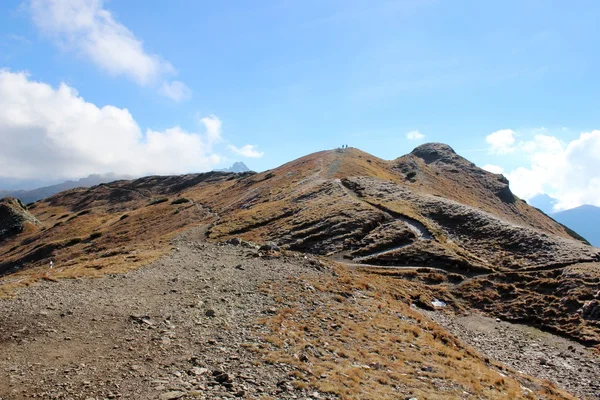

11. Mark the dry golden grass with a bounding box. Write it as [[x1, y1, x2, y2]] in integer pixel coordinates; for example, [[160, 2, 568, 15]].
[[0, 180, 223, 297], [255, 263, 576, 400]]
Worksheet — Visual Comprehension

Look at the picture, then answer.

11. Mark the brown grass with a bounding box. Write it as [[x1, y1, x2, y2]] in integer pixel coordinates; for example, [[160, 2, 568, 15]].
[[255, 263, 576, 400], [0, 180, 224, 297]]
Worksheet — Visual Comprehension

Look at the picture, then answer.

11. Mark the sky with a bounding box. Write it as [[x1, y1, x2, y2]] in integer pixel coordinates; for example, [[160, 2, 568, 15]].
[[0, 0, 599, 210]]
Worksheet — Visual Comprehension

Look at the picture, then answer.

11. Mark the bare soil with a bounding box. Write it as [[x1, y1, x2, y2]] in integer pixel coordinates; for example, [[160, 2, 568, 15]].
[[0, 227, 331, 400]]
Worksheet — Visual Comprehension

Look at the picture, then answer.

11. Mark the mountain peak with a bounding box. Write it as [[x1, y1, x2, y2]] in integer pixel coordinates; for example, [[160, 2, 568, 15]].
[[410, 143, 459, 164], [216, 162, 251, 173]]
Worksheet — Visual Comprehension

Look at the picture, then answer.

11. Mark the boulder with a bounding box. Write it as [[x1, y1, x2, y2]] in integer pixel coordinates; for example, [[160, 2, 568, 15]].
[[581, 300, 600, 320], [0, 197, 41, 242]]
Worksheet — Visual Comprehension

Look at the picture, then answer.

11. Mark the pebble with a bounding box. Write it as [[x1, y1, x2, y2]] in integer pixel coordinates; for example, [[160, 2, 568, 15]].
[[205, 309, 217, 318], [159, 391, 186, 400]]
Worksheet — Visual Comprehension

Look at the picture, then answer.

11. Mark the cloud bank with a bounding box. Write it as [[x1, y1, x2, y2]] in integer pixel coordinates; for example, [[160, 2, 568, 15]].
[[29, 0, 189, 100], [0, 70, 261, 181], [485, 128, 600, 210]]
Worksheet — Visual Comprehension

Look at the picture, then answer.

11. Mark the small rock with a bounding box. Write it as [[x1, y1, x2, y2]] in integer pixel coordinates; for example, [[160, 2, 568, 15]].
[[191, 367, 208, 376], [214, 372, 232, 383], [205, 309, 216, 318], [159, 391, 186, 400], [259, 242, 280, 251]]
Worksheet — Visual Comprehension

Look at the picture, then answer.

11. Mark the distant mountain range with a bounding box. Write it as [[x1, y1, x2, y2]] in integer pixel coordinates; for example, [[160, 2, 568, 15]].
[[552, 205, 600, 248], [215, 162, 251, 173], [528, 194, 599, 247], [527, 194, 558, 214], [0, 165, 252, 205], [0, 173, 130, 204]]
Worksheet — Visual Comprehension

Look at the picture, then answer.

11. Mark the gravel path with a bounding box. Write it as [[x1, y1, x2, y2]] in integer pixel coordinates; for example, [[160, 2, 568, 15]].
[[423, 310, 600, 399], [0, 227, 330, 400]]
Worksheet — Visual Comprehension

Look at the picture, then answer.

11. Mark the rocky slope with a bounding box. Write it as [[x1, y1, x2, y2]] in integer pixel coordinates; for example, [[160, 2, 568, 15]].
[[1, 143, 599, 354], [0, 197, 41, 242], [0, 228, 585, 399]]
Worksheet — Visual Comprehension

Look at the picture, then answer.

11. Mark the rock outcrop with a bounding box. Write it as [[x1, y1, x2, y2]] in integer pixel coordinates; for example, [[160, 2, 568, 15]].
[[0, 197, 41, 242]]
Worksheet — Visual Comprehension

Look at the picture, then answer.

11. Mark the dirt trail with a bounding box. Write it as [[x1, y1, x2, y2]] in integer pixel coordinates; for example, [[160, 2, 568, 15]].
[[0, 224, 597, 399], [0, 227, 332, 400]]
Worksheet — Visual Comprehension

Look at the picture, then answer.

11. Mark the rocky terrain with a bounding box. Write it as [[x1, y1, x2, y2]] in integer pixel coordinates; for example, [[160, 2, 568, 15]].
[[0, 228, 586, 399], [423, 311, 600, 399], [1, 143, 600, 398], [0, 228, 333, 400]]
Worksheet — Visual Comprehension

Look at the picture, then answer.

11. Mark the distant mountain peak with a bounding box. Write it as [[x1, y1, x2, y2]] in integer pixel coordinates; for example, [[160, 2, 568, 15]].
[[216, 162, 251, 173]]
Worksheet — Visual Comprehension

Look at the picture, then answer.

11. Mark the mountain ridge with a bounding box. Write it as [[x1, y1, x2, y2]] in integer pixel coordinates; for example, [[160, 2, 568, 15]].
[[0, 173, 131, 205], [1, 144, 599, 350]]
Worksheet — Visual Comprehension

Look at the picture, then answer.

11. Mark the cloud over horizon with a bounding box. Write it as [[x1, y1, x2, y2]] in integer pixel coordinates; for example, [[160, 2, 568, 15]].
[[0, 70, 256, 181], [29, 0, 190, 100], [484, 128, 600, 211]]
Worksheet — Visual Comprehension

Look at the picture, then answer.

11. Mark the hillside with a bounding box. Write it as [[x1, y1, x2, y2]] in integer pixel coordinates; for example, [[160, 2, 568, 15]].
[[552, 205, 600, 248], [1, 144, 600, 398]]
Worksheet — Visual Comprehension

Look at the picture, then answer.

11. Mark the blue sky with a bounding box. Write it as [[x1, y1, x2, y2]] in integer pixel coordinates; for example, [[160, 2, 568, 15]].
[[1, 0, 599, 209]]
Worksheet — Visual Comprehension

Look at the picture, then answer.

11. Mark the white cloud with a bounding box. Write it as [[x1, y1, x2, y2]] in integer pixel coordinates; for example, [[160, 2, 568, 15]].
[[160, 80, 191, 102], [406, 130, 425, 140], [0, 70, 218, 180], [200, 114, 222, 146], [228, 144, 264, 158], [489, 129, 600, 210], [482, 164, 504, 174], [486, 129, 517, 154], [29, 0, 189, 99]]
